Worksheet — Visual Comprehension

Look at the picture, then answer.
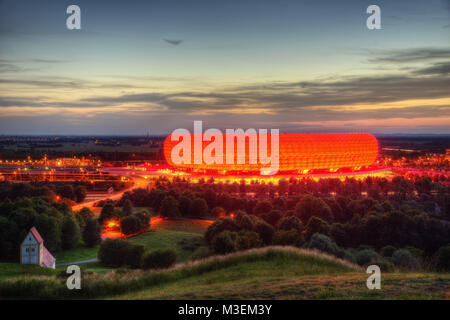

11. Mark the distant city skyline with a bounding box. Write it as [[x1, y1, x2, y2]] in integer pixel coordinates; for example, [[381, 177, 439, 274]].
[[0, 0, 449, 134]]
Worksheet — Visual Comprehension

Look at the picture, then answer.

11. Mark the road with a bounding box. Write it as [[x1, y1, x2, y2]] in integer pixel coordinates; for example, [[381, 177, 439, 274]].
[[72, 173, 151, 211], [55, 258, 99, 267]]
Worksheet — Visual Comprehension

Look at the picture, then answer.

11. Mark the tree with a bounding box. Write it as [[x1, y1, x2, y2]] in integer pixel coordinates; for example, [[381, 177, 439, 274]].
[[82, 218, 101, 247], [277, 216, 304, 233], [99, 202, 115, 224], [236, 230, 262, 250], [58, 185, 75, 201], [305, 216, 330, 240], [35, 214, 60, 252], [260, 210, 282, 226], [255, 221, 274, 245], [436, 246, 450, 271], [121, 215, 141, 235], [122, 199, 133, 217], [272, 229, 303, 246], [235, 211, 254, 230], [74, 186, 87, 203], [189, 198, 209, 218], [211, 231, 237, 254], [205, 217, 238, 244], [253, 200, 273, 216], [160, 196, 180, 218], [211, 206, 226, 218], [61, 214, 81, 250], [295, 195, 333, 223]]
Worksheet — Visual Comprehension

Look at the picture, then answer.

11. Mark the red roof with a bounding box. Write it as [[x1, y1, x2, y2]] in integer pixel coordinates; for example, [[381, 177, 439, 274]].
[[42, 246, 55, 268], [29, 227, 44, 244]]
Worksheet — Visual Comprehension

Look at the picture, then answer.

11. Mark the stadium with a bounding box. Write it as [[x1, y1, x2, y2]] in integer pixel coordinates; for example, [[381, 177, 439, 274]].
[[163, 133, 381, 176]]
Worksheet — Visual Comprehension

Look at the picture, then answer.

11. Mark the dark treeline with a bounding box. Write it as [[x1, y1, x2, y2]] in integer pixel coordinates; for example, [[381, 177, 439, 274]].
[[116, 175, 450, 270], [0, 183, 102, 260]]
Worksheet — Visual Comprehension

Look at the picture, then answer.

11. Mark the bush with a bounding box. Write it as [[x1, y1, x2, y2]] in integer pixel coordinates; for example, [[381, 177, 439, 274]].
[[436, 246, 450, 271], [371, 257, 395, 272], [255, 221, 274, 245], [272, 229, 304, 247], [380, 245, 396, 257], [120, 215, 141, 235], [189, 246, 211, 261], [211, 231, 237, 254], [304, 233, 339, 256], [82, 218, 101, 248], [392, 249, 420, 270], [141, 248, 177, 269], [235, 211, 254, 230], [205, 217, 238, 244], [355, 249, 380, 266], [236, 230, 262, 250], [126, 244, 145, 269], [98, 239, 131, 267]]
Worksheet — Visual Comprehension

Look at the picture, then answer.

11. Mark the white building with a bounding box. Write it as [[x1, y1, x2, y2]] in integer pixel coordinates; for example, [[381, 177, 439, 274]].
[[20, 227, 56, 269]]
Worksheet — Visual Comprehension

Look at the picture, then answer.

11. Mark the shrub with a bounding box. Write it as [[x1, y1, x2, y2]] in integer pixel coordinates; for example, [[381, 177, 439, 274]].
[[236, 230, 262, 250], [98, 239, 131, 267], [205, 217, 238, 244], [126, 244, 145, 269], [371, 257, 395, 272], [190, 246, 211, 261], [255, 221, 274, 245], [436, 245, 450, 271], [211, 231, 237, 254], [355, 249, 380, 266], [82, 218, 101, 248], [141, 248, 177, 269], [304, 233, 339, 256], [235, 211, 254, 230], [380, 245, 396, 257], [392, 249, 420, 270], [272, 229, 304, 247], [120, 215, 141, 235]]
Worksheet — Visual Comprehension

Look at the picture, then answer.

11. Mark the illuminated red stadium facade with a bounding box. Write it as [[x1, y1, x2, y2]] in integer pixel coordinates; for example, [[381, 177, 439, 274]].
[[163, 133, 379, 174]]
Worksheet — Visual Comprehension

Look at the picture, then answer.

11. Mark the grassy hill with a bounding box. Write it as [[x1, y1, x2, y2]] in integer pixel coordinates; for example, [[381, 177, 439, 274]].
[[1, 246, 449, 299]]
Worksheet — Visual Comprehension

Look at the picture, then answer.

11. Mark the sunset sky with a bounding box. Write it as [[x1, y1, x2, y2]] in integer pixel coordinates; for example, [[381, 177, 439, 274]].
[[0, 0, 449, 135]]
